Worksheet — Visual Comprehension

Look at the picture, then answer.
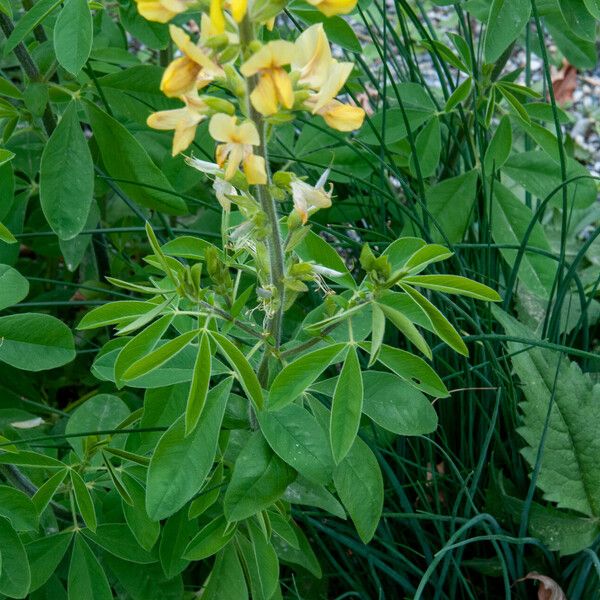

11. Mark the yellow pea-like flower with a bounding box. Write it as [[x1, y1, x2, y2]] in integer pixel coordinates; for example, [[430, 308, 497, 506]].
[[147, 93, 209, 156], [160, 25, 223, 98], [209, 113, 267, 184], [240, 41, 296, 116], [292, 23, 332, 89], [316, 99, 365, 131], [134, 0, 193, 23], [306, 0, 357, 17], [209, 0, 248, 33]]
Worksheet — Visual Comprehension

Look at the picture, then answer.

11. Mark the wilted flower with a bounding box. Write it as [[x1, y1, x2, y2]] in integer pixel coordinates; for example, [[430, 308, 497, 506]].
[[291, 169, 333, 223], [241, 41, 295, 116], [209, 113, 267, 184]]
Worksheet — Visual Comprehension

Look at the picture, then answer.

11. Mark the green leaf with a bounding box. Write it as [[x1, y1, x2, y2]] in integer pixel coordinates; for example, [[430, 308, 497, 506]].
[[271, 520, 322, 578], [484, 114, 512, 173], [283, 475, 345, 518], [546, 11, 597, 69], [26, 531, 73, 593], [0, 485, 38, 531], [0, 221, 16, 244], [378, 302, 432, 358], [146, 378, 232, 520], [497, 85, 530, 124], [333, 437, 383, 543], [403, 243, 454, 274], [114, 314, 174, 387], [85, 101, 187, 215], [368, 303, 385, 367], [82, 524, 157, 564], [503, 150, 596, 210], [494, 307, 600, 518], [40, 101, 94, 240], [202, 546, 248, 600], [237, 519, 279, 600], [583, 0, 600, 19], [224, 431, 296, 521], [68, 535, 112, 600], [0, 264, 28, 310], [184, 332, 211, 435], [183, 516, 236, 560], [403, 274, 502, 301], [188, 462, 223, 519], [123, 330, 198, 381], [365, 342, 449, 397], [0, 313, 75, 371], [32, 469, 68, 515], [0, 148, 15, 166], [0, 0, 12, 18], [53, 0, 92, 74], [77, 301, 154, 330], [362, 371, 438, 435], [268, 343, 345, 410], [3, 0, 62, 55], [210, 331, 264, 410], [70, 470, 97, 532], [0, 451, 66, 470], [400, 285, 468, 356], [0, 516, 31, 598], [484, 0, 531, 63], [444, 77, 472, 112], [122, 473, 160, 551], [158, 510, 197, 579], [491, 182, 556, 297], [65, 393, 130, 459], [409, 117, 441, 178], [258, 403, 334, 484], [330, 346, 363, 464], [294, 229, 355, 289]]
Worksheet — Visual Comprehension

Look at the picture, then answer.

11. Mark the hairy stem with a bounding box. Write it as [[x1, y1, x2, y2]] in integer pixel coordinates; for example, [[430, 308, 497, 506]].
[[238, 17, 286, 385]]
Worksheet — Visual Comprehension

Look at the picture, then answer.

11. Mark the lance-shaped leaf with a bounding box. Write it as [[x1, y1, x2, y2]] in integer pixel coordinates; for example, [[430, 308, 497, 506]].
[[70, 470, 97, 532], [330, 346, 363, 464], [184, 332, 211, 435], [402, 274, 501, 302], [268, 343, 346, 410]]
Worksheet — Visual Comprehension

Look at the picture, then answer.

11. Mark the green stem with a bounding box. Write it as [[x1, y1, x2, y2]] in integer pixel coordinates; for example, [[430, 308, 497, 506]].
[[238, 17, 286, 385]]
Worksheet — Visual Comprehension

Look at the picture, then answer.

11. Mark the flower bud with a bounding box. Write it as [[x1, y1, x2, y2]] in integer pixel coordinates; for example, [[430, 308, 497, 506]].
[[202, 96, 236, 115]]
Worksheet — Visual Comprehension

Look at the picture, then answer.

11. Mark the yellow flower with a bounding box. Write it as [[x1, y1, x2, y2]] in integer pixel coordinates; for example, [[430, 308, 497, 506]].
[[315, 99, 365, 131], [209, 113, 267, 184], [160, 25, 223, 98], [308, 59, 354, 114], [292, 24, 332, 89], [147, 93, 209, 156], [134, 0, 193, 23], [210, 0, 247, 33], [240, 41, 295, 116], [306, 0, 357, 17], [291, 170, 332, 223]]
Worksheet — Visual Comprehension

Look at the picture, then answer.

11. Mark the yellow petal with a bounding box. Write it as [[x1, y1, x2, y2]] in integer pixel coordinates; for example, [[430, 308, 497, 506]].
[[272, 68, 294, 109], [215, 143, 229, 167], [243, 154, 267, 185], [136, 1, 175, 23], [172, 121, 198, 155], [310, 60, 353, 113], [231, 0, 247, 22], [293, 23, 332, 89], [209, 0, 226, 34], [307, 0, 357, 17], [169, 24, 222, 74], [209, 113, 238, 142], [160, 56, 200, 97], [250, 74, 279, 116], [318, 100, 365, 131], [236, 121, 260, 145], [240, 40, 295, 76], [147, 107, 189, 130], [224, 144, 244, 180], [160, 0, 188, 13]]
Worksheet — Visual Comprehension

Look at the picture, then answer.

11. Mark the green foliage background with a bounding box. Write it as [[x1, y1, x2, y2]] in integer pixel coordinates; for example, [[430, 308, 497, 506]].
[[0, 0, 599, 598]]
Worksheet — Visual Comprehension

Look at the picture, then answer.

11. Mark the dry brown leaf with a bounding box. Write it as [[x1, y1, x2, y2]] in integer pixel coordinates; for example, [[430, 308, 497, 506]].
[[551, 60, 578, 104], [519, 573, 567, 600]]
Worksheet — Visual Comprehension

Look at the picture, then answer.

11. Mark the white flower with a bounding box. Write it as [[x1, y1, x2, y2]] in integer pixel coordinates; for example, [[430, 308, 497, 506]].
[[213, 177, 236, 211], [184, 156, 222, 174], [291, 168, 333, 223]]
